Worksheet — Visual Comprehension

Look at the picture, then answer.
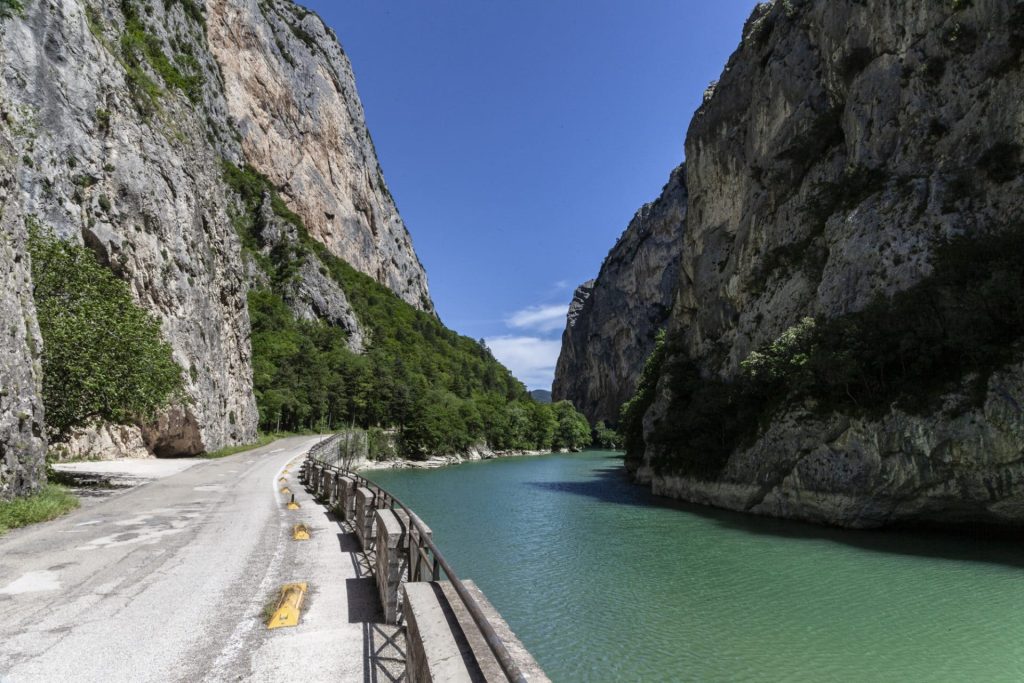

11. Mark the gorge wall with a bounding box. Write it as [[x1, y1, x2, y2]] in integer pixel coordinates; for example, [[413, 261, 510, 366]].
[[0, 0, 432, 495], [561, 0, 1024, 528], [552, 164, 687, 425]]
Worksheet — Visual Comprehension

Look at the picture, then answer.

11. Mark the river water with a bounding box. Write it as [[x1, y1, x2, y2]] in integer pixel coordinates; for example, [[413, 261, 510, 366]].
[[366, 450, 1024, 682]]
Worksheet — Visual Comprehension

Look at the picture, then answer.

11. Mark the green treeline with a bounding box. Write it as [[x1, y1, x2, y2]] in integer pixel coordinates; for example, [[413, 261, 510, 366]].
[[224, 162, 592, 457], [622, 227, 1024, 479]]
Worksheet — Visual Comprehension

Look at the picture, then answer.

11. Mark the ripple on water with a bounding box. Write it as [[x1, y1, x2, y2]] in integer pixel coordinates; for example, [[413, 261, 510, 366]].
[[368, 452, 1024, 682]]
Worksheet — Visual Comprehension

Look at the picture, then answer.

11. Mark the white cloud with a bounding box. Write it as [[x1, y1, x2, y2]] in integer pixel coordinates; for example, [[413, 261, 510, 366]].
[[505, 304, 568, 334], [485, 336, 562, 390]]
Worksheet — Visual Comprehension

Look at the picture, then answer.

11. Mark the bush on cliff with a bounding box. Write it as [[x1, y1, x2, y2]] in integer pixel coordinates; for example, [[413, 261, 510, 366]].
[[27, 225, 185, 442]]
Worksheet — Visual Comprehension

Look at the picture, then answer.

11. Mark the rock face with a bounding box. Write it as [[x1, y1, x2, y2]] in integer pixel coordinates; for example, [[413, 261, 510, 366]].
[[0, 0, 428, 465], [553, 165, 687, 425], [1, 0, 259, 458], [207, 0, 433, 311], [0, 132, 46, 499], [568, 0, 1024, 527]]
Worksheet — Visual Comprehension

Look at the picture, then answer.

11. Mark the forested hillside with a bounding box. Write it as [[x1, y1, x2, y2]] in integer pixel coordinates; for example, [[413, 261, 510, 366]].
[[225, 164, 591, 457]]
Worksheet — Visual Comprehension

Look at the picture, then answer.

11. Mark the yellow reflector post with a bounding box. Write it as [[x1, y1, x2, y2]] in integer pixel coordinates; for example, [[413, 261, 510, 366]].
[[292, 524, 310, 541], [287, 494, 300, 510], [267, 582, 308, 629], [280, 486, 291, 494]]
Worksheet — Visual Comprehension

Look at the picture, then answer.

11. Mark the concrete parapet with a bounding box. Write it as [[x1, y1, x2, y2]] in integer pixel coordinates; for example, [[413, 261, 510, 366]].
[[403, 582, 481, 683], [336, 475, 357, 519], [318, 468, 330, 499], [402, 580, 550, 683], [442, 580, 550, 683], [354, 487, 377, 550], [375, 509, 434, 624]]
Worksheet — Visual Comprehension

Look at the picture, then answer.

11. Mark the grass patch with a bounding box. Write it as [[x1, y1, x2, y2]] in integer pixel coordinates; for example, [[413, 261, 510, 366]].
[[200, 433, 280, 459], [0, 485, 79, 535]]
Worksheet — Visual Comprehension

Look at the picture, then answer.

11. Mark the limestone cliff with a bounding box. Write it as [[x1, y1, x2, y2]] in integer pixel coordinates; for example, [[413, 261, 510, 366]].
[[572, 0, 1024, 527], [0, 130, 45, 499], [0, 0, 431, 478], [552, 164, 687, 425], [207, 0, 432, 311]]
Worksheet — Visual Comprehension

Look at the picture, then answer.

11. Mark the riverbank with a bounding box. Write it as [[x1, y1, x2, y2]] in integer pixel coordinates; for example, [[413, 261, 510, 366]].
[[358, 446, 557, 471]]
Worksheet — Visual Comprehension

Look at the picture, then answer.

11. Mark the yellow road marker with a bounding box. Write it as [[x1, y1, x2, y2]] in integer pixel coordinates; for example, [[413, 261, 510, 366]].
[[292, 524, 310, 540], [279, 476, 287, 483], [267, 582, 308, 629], [280, 486, 291, 494], [287, 493, 300, 510]]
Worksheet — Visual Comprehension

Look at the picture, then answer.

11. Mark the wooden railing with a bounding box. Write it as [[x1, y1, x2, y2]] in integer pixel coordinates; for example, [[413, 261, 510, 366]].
[[302, 437, 528, 683]]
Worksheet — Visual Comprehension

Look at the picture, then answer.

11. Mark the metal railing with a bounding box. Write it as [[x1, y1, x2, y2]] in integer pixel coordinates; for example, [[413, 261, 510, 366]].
[[304, 438, 528, 683]]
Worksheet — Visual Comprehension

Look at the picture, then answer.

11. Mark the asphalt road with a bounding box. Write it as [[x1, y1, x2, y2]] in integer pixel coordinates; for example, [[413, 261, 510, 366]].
[[0, 436, 401, 682]]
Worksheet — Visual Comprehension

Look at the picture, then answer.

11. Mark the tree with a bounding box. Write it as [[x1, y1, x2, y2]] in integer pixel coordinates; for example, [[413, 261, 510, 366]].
[[593, 421, 622, 449], [28, 226, 185, 442], [552, 401, 592, 451]]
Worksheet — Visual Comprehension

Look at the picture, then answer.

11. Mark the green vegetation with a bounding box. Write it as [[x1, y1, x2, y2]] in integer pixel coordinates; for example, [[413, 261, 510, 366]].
[[163, 0, 205, 27], [27, 224, 186, 443], [119, 0, 205, 116], [593, 421, 623, 450], [0, 485, 79, 535], [625, 227, 1024, 479], [223, 162, 592, 457], [0, 0, 23, 20], [620, 330, 668, 469], [200, 433, 279, 459]]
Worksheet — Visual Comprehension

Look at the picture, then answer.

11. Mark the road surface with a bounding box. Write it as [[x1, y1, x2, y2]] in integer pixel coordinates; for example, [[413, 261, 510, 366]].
[[0, 436, 403, 682]]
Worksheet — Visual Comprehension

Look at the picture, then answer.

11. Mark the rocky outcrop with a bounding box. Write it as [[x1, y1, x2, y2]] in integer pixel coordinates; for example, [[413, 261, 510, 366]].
[[0, 132, 45, 498], [574, 0, 1024, 527], [253, 194, 366, 351], [0, 0, 427, 463], [207, 0, 433, 311], [553, 165, 687, 424]]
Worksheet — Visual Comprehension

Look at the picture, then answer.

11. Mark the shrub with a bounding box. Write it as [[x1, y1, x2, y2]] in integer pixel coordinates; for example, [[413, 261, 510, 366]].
[[27, 224, 186, 442], [0, 0, 23, 20]]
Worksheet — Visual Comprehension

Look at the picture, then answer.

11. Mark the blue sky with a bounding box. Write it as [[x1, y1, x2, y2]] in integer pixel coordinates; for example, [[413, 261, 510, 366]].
[[301, 1, 760, 390]]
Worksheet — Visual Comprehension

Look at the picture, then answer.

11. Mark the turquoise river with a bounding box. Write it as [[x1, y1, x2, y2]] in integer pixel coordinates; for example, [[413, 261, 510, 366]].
[[366, 450, 1024, 682]]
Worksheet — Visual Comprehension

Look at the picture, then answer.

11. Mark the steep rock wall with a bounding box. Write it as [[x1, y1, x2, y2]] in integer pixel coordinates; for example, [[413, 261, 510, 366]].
[[207, 0, 433, 311], [1, 0, 259, 457], [555, 0, 1024, 527], [0, 0, 428, 463], [638, 0, 1024, 528], [553, 165, 687, 424], [0, 128, 45, 499]]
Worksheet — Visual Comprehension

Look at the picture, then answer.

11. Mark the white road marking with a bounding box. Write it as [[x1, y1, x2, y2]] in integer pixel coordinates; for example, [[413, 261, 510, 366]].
[[194, 485, 226, 492], [0, 571, 61, 595]]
